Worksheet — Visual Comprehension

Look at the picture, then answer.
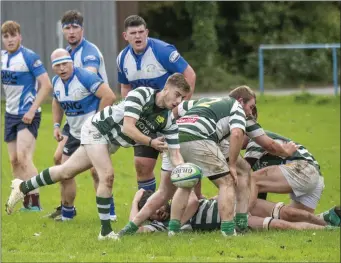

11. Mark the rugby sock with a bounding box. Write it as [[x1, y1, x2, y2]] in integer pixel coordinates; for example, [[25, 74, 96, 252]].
[[109, 195, 116, 216], [168, 219, 181, 232], [20, 169, 54, 194], [138, 178, 156, 192], [61, 205, 75, 220], [96, 196, 112, 236], [235, 213, 248, 231], [221, 220, 236, 236], [118, 221, 138, 237]]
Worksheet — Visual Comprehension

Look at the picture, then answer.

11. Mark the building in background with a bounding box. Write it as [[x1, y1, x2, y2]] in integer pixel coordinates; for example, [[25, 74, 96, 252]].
[[1, 1, 138, 93]]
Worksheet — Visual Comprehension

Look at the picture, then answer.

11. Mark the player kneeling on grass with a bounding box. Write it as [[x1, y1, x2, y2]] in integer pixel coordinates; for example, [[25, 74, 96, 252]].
[[5, 73, 190, 240], [132, 189, 338, 234]]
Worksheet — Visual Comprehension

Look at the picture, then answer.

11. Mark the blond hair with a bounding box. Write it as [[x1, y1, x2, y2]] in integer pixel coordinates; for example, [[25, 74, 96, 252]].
[[166, 73, 190, 93], [1, 20, 21, 35]]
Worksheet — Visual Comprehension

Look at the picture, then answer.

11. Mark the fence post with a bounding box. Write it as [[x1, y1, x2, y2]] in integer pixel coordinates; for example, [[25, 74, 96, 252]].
[[258, 47, 264, 94], [332, 48, 339, 95]]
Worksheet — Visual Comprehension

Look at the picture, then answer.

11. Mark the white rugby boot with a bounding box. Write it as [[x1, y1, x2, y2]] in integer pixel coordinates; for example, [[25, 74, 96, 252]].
[[98, 231, 120, 241], [6, 179, 25, 215]]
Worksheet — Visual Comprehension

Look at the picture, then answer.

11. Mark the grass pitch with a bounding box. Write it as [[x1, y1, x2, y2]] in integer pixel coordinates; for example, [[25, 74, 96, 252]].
[[1, 94, 340, 262]]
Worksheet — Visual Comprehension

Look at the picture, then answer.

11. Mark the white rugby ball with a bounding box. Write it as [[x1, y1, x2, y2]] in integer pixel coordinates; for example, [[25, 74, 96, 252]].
[[171, 163, 203, 188]]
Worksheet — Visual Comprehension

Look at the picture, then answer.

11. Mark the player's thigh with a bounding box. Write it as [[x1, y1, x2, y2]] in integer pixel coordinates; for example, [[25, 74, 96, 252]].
[[58, 146, 93, 176], [134, 145, 159, 174], [83, 144, 113, 178], [16, 128, 36, 159], [252, 166, 292, 193], [236, 155, 251, 176], [180, 140, 229, 179]]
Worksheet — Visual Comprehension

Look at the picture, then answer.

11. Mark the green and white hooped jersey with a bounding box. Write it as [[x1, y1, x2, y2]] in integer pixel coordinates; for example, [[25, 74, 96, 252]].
[[244, 130, 320, 171], [190, 199, 221, 231], [176, 97, 246, 143], [177, 99, 264, 142], [143, 199, 221, 232], [91, 87, 179, 148]]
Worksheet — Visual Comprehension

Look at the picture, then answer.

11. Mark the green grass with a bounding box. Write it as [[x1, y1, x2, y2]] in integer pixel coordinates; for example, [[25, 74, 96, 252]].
[[1, 94, 340, 262]]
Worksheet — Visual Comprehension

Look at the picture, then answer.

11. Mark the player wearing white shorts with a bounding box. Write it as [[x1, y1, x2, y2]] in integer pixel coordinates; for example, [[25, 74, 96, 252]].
[[244, 130, 325, 213], [5, 73, 190, 241]]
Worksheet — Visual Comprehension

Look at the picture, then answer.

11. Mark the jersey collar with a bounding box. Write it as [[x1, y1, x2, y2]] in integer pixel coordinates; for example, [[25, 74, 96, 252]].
[[68, 38, 86, 59], [129, 37, 151, 59]]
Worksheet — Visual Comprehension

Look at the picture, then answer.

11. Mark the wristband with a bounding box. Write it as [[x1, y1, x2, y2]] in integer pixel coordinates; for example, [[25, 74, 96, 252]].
[[54, 123, 61, 129], [148, 138, 153, 147]]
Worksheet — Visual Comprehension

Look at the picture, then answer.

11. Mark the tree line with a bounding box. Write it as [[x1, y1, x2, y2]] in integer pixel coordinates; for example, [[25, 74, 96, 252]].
[[140, 1, 341, 91]]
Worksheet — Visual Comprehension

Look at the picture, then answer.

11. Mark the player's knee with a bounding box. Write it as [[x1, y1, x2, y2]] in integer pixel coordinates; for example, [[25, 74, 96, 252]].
[[90, 168, 99, 184], [102, 173, 114, 189], [135, 159, 154, 178], [9, 154, 19, 168]]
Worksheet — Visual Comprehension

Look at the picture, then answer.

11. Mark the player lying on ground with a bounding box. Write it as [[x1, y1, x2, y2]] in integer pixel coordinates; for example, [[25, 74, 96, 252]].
[[5, 73, 190, 240], [132, 189, 338, 233]]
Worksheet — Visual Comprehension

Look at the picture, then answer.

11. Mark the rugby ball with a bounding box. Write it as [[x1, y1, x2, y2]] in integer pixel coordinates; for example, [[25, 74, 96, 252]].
[[171, 163, 203, 188]]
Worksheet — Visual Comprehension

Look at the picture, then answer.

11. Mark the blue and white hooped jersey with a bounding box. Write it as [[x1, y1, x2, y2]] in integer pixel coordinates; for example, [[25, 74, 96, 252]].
[[66, 38, 108, 83], [52, 67, 103, 139], [117, 37, 188, 90], [1, 46, 46, 115]]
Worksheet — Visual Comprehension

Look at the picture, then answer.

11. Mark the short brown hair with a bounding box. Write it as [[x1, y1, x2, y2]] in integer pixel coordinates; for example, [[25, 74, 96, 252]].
[[1, 21, 21, 35], [124, 15, 147, 30], [229, 85, 256, 104], [61, 10, 83, 26], [166, 73, 191, 93]]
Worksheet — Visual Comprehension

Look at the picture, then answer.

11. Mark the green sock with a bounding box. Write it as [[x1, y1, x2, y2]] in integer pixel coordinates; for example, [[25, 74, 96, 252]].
[[168, 219, 181, 232], [221, 220, 235, 236], [96, 196, 112, 236], [118, 221, 139, 237], [235, 213, 248, 230], [20, 168, 54, 194]]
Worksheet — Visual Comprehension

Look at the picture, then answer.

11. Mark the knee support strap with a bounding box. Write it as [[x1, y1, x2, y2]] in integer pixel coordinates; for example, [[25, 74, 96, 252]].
[[272, 202, 285, 219], [263, 217, 273, 231]]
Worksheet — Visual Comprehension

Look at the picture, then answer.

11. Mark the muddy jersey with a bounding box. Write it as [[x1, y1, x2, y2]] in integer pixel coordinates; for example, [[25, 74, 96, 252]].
[[176, 97, 246, 143], [245, 130, 320, 171], [91, 87, 179, 148]]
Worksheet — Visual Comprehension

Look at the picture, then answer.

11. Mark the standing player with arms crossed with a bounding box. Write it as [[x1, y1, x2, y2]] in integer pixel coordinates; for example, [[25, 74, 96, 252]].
[[1, 20, 52, 211]]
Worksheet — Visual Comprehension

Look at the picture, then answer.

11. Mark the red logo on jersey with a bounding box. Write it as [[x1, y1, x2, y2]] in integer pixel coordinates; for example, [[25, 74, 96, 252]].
[[177, 116, 199, 124]]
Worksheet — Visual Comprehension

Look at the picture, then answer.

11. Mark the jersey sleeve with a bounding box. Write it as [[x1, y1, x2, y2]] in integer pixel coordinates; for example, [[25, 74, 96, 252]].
[[77, 69, 104, 94], [160, 113, 180, 149], [244, 140, 264, 160], [154, 44, 188, 73], [24, 50, 46, 77], [124, 87, 153, 120], [117, 49, 130, 84], [81, 45, 101, 70], [246, 118, 265, 138], [229, 101, 246, 132]]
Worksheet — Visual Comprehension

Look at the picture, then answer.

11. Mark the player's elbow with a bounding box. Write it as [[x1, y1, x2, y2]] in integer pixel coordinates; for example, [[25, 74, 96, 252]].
[[231, 128, 244, 140]]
